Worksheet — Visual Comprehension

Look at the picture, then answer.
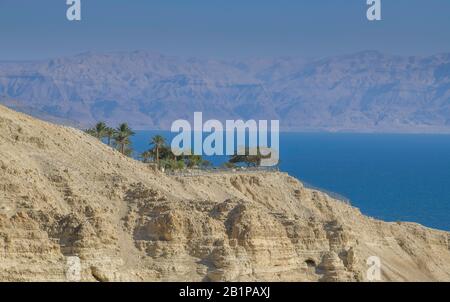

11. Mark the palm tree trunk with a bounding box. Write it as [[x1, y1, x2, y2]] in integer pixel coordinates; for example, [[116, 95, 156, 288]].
[[156, 147, 159, 167], [121, 143, 125, 154]]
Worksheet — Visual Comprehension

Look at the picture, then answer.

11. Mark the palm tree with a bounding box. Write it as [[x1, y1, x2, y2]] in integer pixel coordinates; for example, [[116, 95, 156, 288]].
[[114, 123, 135, 155], [150, 135, 166, 166], [94, 122, 107, 140], [104, 127, 116, 146], [84, 128, 96, 137]]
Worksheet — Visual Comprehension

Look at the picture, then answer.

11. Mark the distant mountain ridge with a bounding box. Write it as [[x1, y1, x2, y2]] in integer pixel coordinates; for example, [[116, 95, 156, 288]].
[[1, 50, 450, 132]]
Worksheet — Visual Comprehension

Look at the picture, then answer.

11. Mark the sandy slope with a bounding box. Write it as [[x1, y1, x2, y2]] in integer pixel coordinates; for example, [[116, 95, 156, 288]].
[[0, 104, 449, 281]]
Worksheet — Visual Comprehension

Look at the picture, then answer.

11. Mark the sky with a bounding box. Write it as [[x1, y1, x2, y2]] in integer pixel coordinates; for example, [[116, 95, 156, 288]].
[[0, 0, 449, 60]]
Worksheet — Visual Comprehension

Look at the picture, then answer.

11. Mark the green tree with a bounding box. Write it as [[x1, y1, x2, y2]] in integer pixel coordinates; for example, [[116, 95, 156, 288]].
[[114, 123, 135, 155], [228, 147, 267, 167], [160, 158, 185, 170], [104, 127, 116, 146], [94, 122, 107, 140], [84, 128, 96, 137], [150, 135, 166, 166]]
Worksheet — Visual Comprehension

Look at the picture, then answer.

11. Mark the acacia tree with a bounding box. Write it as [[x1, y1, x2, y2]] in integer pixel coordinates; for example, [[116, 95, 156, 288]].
[[228, 147, 267, 167]]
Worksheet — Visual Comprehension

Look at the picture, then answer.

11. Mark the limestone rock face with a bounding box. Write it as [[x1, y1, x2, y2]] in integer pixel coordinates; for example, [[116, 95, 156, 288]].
[[1, 104, 450, 281]]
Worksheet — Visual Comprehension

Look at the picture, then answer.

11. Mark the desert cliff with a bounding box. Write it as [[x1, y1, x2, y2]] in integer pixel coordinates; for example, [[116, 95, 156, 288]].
[[0, 105, 449, 281]]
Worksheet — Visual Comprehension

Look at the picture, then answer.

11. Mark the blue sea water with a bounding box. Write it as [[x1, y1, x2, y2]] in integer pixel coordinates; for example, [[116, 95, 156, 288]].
[[132, 132, 450, 231]]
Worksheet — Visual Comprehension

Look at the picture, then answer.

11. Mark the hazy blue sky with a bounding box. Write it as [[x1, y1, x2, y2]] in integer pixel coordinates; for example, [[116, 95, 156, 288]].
[[0, 0, 449, 60]]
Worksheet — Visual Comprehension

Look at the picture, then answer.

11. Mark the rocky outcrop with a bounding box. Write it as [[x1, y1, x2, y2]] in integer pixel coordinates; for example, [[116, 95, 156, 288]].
[[0, 104, 450, 281]]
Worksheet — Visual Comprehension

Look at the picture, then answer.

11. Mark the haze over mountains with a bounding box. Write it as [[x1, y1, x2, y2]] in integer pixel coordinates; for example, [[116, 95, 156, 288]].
[[1, 50, 450, 132]]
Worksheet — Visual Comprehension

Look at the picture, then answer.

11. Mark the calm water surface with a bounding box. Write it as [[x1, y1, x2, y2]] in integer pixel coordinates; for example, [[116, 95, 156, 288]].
[[132, 132, 450, 231]]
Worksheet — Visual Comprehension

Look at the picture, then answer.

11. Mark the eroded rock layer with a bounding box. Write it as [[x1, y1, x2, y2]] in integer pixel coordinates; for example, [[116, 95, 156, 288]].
[[0, 105, 449, 281]]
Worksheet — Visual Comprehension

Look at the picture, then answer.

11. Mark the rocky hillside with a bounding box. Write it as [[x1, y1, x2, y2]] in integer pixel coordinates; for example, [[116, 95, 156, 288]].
[[0, 104, 449, 281], [1, 50, 450, 132]]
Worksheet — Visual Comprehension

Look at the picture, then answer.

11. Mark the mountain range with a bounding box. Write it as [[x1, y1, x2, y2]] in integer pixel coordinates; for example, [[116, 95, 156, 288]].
[[1, 50, 450, 132]]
